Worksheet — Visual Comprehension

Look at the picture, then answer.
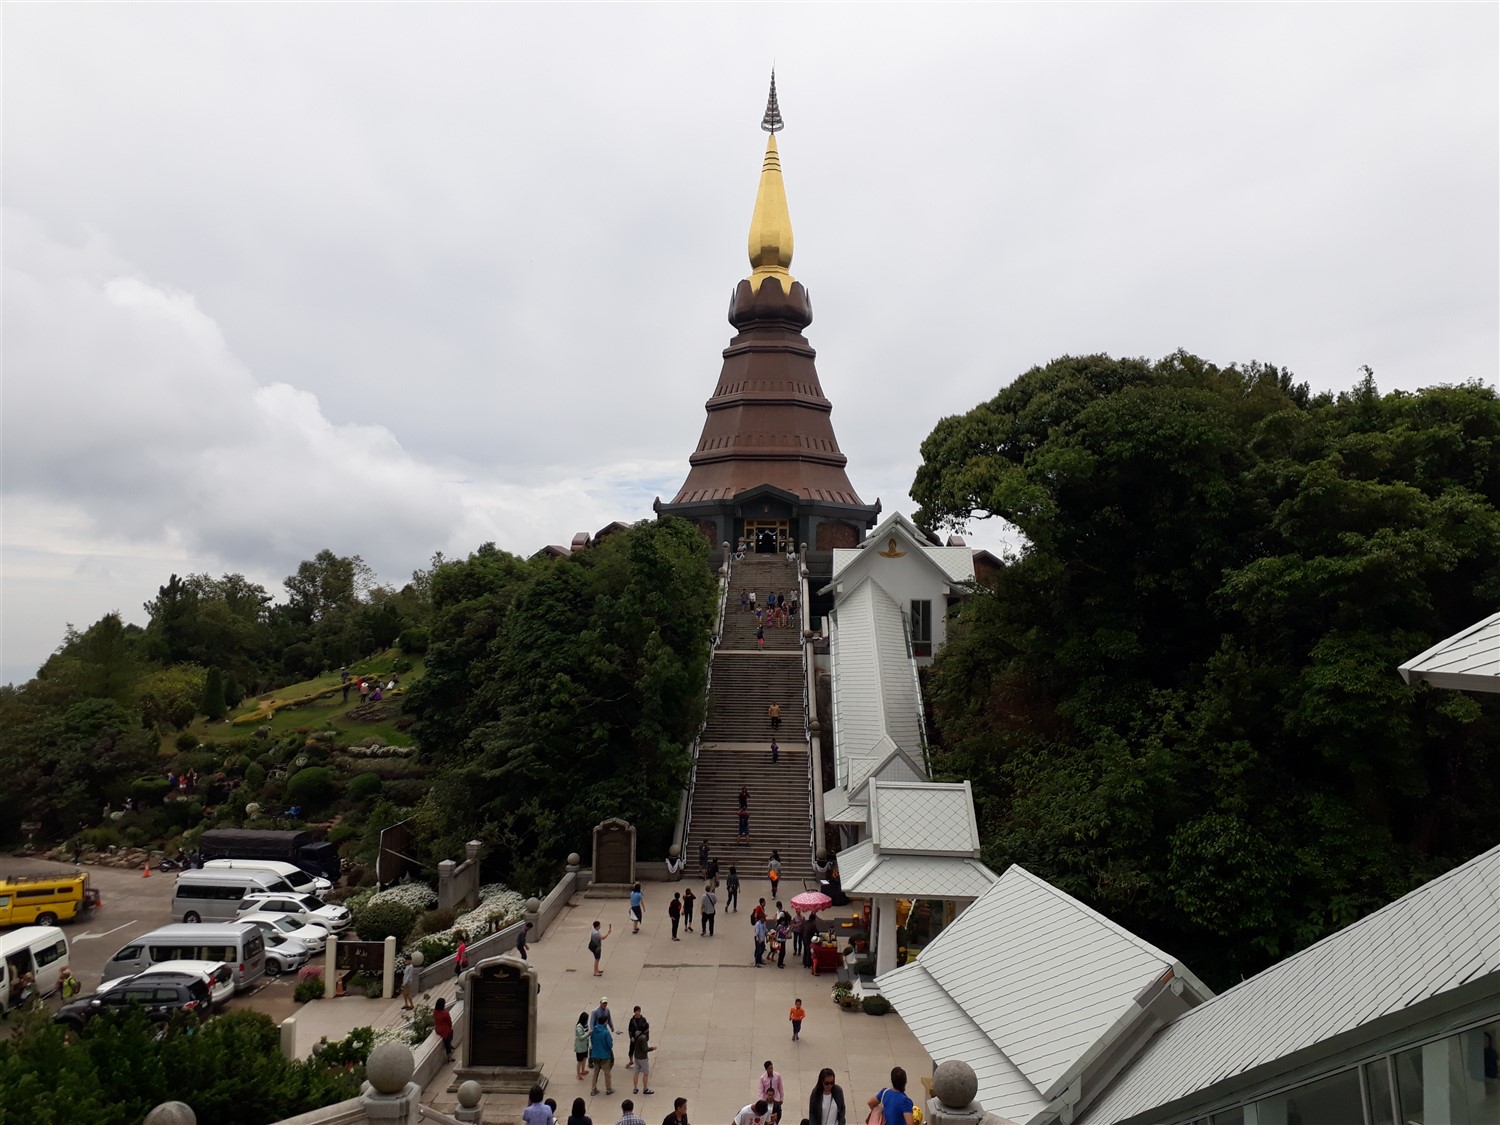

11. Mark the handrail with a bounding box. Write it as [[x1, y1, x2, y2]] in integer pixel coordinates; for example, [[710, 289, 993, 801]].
[[799, 554, 818, 864], [900, 607, 933, 778], [676, 553, 734, 856]]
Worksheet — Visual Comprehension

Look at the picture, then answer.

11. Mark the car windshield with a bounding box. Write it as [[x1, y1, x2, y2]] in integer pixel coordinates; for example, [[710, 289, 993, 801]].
[[272, 918, 302, 933], [294, 894, 323, 909]]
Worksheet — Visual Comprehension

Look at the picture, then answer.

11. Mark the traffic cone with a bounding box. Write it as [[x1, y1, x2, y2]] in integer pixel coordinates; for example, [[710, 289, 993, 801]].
[[142, 862, 150, 878]]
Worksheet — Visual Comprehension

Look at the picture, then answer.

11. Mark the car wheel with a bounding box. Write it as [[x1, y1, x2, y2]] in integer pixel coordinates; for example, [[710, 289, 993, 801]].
[[264, 960, 282, 977], [184, 911, 201, 924], [36, 912, 58, 926]]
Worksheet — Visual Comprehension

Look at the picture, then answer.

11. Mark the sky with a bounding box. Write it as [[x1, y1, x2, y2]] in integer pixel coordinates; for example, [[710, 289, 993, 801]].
[[3, 4, 1497, 687]]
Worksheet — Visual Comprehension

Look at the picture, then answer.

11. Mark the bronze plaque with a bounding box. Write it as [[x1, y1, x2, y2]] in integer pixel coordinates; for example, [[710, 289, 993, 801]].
[[469, 963, 530, 1067], [335, 941, 386, 973], [594, 825, 632, 884]]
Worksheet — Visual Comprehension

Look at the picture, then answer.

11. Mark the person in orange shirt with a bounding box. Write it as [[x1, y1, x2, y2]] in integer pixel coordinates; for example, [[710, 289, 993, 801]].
[[789, 998, 806, 1042]]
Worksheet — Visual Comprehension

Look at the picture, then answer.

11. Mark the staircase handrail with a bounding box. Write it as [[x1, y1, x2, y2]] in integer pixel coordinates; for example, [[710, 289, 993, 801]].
[[676, 553, 734, 856], [900, 606, 933, 778], [799, 552, 819, 863]]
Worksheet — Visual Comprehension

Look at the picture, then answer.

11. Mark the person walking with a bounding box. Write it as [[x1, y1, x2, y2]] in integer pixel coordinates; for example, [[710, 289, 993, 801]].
[[434, 997, 455, 1061], [770, 737, 779, 764], [738, 803, 751, 844], [457, 936, 472, 974], [589, 921, 612, 976], [700, 884, 717, 936], [768, 702, 781, 731], [682, 887, 695, 932], [400, 958, 418, 1010], [662, 1097, 689, 1125], [589, 1018, 615, 1096], [574, 1013, 591, 1081], [726, 866, 740, 912], [59, 968, 81, 1000], [808, 1069, 846, 1125], [768, 851, 782, 899], [629, 884, 644, 934], [758, 1060, 785, 1122], [699, 839, 711, 877], [753, 914, 768, 967], [801, 913, 819, 969], [867, 1068, 915, 1125], [513, 926, 528, 961], [789, 998, 805, 1041], [668, 892, 682, 941]]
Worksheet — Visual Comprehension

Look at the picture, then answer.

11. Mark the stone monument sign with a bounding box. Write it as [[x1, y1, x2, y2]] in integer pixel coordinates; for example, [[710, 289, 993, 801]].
[[591, 818, 636, 887], [453, 954, 546, 1093]]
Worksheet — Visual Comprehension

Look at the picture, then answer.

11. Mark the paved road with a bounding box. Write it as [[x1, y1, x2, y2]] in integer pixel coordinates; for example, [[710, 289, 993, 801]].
[[1, 855, 300, 1022]]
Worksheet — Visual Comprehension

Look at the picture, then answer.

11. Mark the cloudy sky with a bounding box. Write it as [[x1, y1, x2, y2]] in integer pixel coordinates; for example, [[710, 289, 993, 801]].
[[3, 4, 1496, 686]]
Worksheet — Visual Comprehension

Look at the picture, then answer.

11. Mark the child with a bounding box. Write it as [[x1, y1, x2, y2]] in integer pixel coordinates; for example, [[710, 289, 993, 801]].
[[789, 997, 805, 1041]]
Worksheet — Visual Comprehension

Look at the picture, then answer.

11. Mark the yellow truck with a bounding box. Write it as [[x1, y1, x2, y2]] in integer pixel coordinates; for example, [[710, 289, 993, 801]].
[[0, 872, 101, 927]]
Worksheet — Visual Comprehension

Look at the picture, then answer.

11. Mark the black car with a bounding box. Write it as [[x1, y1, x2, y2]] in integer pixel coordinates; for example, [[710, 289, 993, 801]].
[[53, 972, 211, 1031]]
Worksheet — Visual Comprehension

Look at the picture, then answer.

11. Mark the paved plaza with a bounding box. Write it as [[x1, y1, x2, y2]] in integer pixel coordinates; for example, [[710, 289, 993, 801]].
[[425, 884, 932, 1122]]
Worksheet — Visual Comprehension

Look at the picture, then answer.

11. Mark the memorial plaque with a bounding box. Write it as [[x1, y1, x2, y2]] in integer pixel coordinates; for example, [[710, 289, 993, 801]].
[[335, 941, 386, 974], [592, 818, 635, 885], [469, 962, 530, 1067]]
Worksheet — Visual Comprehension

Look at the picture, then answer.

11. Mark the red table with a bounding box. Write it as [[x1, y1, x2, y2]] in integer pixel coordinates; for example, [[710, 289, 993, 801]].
[[810, 942, 843, 976]]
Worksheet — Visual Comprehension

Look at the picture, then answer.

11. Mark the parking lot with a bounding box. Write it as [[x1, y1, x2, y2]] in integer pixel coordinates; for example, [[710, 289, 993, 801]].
[[3, 854, 302, 1029]]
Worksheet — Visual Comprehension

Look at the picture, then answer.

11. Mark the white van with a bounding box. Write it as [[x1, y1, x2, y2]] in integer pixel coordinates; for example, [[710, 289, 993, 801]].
[[1, 925, 70, 1012], [102, 923, 266, 992], [172, 868, 293, 923], [203, 858, 332, 895]]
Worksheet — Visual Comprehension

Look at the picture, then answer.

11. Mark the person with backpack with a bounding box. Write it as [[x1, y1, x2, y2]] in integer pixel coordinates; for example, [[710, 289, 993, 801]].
[[866, 1068, 915, 1125]]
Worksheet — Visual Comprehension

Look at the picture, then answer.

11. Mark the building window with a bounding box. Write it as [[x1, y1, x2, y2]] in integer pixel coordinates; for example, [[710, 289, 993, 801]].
[[1254, 1067, 1361, 1124], [910, 600, 932, 657]]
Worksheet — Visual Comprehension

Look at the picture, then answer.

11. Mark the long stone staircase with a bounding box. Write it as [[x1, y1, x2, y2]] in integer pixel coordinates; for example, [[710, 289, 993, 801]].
[[686, 554, 815, 883]]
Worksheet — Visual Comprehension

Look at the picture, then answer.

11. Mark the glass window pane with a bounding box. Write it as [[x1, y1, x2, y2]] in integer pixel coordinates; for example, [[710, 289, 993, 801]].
[[1211, 1109, 1245, 1125], [1365, 1059, 1395, 1125], [1255, 1068, 1362, 1125]]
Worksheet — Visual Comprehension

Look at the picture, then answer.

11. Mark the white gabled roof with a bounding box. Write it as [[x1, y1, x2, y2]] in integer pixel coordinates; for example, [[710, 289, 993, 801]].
[[1079, 843, 1500, 1125], [876, 865, 1207, 1120], [827, 512, 977, 589], [837, 836, 999, 899], [869, 780, 979, 856], [847, 737, 927, 800], [1398, 612, 1500, 693], [829, 576, 924, 786]]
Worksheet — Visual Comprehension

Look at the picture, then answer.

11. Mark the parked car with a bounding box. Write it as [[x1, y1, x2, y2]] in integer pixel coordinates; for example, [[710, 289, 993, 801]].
[[100, 961, 235, 1011], [54, 973, 211, 1031], [234, 893, 350, 933], [260, 930, 311, 977], [239, 912, 329, 952]]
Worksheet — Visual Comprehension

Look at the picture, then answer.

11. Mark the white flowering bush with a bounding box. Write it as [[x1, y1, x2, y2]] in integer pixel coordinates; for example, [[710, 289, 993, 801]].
[[369, 883, 438, 911], [343, 744, 413, 759], [405, 884, 525, 961]]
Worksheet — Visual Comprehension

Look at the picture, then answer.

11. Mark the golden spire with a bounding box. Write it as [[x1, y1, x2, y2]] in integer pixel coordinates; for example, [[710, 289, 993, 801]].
[[747, 70, 794, 293]]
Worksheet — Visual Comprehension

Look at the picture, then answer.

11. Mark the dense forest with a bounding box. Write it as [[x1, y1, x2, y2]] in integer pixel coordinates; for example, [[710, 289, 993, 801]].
[[0, 520, 719, 888], [912, 353, 1500, 987]]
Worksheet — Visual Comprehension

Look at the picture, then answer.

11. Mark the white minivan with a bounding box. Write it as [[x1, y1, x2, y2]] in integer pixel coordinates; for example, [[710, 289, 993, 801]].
[[102, 923, 265, 992], [172, 868, 293, 924], [203, 858, 332, 895], [1, 925, 69, 1012]]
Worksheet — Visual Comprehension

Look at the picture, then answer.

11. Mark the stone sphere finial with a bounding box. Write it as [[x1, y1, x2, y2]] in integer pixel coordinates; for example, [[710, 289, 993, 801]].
[[668, 844, 680, 859], [525, 897, 540, 912], [457, 1080, 483, 1109], [567, 852, 581, 867], [144, 1103, 197, 1125], [367, 1042, 415, 1094], [816, 847, 828, 862], [932, 1060, 979, 1109], [409, 950, 425, 967]]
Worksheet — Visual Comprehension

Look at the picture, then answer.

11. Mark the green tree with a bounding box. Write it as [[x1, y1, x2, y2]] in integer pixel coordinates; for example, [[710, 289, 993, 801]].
[[914, 354, 1500, 985], [201, 667, 227, 721], [137, 664, 208, 731]]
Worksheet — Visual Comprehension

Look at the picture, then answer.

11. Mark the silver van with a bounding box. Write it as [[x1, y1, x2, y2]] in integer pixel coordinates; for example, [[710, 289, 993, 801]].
[[171, 868, 292, 923], [102, 923, 266, 992], [202, 858, 332, 895]]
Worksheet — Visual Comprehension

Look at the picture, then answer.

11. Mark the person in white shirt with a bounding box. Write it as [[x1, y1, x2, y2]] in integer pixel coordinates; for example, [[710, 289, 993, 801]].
[[731, 1100, 773, 1125], [808, 1069, 846, 1125]]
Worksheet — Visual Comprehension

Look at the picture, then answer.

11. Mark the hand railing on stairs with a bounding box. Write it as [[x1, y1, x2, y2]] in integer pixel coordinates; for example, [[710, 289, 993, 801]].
[[798, 551, 819, 867], [675, 553, 734, 858], [900, 605, 933, 778]]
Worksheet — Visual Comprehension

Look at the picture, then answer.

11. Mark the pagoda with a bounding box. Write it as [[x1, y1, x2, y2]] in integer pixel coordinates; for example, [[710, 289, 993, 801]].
[[655, 73, 879, 570]]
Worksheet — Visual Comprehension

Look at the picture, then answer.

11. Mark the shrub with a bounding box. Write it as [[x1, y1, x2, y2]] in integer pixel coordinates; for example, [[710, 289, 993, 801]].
[[407, 1003, 434, 1045], [175, 731, 200, 752], [391, 656, 414, 674], [317, 1025, 375, 1067], [286, 766, 338, 809], [154, 798, 201, 833], [81, 825, 123, 850], [861, 995, 893, 1016], [417, 935, 458, 965], [244, 763, 267, 791], [417, 908, 455, 936], [294, 976, 326, 1002], [328, 825, 358, 845], [129, 776, 171, 806], [346, 772, 382, 803], [396, 627, 429, 654], [357, 900, 417, 946]]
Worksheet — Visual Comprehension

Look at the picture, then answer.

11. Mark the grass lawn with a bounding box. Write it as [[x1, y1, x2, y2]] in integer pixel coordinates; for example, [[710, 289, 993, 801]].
[[181, 649, 426, 750]]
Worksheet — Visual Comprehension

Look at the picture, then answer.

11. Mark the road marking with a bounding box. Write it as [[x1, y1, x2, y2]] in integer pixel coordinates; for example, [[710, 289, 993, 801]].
[[74, 920, 137, 940]]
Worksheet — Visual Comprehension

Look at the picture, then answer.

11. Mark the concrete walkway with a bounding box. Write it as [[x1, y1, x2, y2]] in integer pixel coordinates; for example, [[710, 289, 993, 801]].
[[425, 887, 931, 1122]]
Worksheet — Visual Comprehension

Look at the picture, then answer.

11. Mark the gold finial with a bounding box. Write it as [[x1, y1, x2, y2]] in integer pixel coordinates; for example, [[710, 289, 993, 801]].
[[747, 70, 794, 292]]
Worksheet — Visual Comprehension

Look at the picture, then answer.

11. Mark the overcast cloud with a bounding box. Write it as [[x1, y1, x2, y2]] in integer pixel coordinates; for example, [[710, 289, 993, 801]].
[[3, 4, 1496, 686]]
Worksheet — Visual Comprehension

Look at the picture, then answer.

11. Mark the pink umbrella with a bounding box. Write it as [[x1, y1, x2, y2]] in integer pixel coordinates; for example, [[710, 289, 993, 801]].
[[790, 890, 832, 913]]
